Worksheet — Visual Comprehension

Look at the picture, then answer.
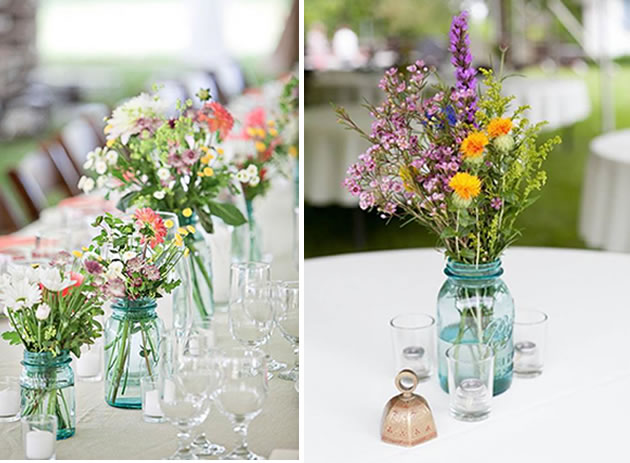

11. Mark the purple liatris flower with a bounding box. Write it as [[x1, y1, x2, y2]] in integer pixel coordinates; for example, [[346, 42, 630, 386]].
[[449, 11, 477, 124], [490, 197, 503, 210]]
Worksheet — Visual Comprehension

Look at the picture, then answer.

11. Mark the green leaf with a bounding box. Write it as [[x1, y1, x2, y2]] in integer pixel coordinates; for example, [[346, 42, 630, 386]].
[[117, 191, 140, 212], [2, 331, 21, 345], [207, 201, 247, 226], [196, 208, 215, 234]]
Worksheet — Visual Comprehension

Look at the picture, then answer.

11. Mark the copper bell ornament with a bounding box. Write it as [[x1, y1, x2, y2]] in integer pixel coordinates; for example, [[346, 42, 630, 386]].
[[381, 369, 437, 446]]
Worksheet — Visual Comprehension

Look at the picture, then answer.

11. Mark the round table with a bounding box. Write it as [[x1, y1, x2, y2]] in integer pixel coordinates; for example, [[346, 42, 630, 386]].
[[580, 129, 630, 252], [305, 247, 626, 462]]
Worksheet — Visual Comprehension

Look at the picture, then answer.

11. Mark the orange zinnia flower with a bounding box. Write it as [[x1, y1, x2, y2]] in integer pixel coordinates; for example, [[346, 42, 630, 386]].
[[460, 131, 488, 159], [197, 102, 234, 140], [487, 118, 513, 137]]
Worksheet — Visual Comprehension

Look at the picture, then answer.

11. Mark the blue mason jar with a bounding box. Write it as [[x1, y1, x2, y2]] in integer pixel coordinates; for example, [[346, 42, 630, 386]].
[[437, 259, 514, 396], [21, 350, 76, 439], [104, 297, 163, 409]]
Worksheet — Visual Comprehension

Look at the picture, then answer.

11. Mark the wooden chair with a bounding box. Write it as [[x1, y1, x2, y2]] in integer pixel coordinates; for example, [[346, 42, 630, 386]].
[[0, 190, 22, 234], [8, 149, 74, 221], [41, 137, 81, 196], [59, 116, 101, 174]]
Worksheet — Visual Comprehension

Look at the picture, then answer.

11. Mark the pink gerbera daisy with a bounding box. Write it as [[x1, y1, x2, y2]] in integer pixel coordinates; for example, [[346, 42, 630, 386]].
[[134, 207, 167, 249]]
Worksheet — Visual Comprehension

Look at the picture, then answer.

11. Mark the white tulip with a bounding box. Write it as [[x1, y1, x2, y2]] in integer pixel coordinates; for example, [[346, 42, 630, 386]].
[[35, 303, 51, 321]]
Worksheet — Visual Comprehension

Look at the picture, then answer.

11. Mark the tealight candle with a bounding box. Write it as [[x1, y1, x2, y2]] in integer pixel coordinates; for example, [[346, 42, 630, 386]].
[[76, 351, 100, 378], [144, 389, 163, 418], [25, 430, 55, 460], [0, 388, 20, 417], [514, 340, 537, 356], [209, 224, 232, 304], [402, 346, 429, 379]]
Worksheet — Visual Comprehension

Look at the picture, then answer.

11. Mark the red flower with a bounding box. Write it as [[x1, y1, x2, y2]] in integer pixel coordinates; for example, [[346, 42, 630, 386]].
[[197, 102, 234, 140], [62, 272, 84, 297], [134, 207, 167, 249], [245, 107, 266, 128]]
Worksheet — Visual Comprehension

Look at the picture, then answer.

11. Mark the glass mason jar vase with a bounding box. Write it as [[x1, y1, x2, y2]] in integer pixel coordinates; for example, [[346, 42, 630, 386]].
[[20, 350, 76, 440], [178, 214, 214, 329], [104, 298, 163, 409], [233, 198, 264, 263], [437, 259, 514, 396]]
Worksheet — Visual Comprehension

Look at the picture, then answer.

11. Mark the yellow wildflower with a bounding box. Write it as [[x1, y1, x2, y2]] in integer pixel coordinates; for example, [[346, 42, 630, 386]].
[[288, 146, 298, 157], [197, 172, 205, 177], [177, 227, 189, 236], [183, 247, 190, 257], [174, 233, 184, 247], [255, 128, 266, 138], [72, 250, 83, 258], [182, 208, 193, 218], [203, 167, 214, 177], [81, 246, 89, 252], [267, 120, 276, 127], [269, 128, 279, 137], [186, 225, 196, 234], [449, 172, 481, 208], [246, 127, 257, 137], [255, 141, 266, 152], [217, 148, 224, 155], [487, 118, 513, 138], [104, 124, 113, 134], [200, 146, 209, 153], [164, 219, 174, 229], [460, 132, 488, 160], [106, 138, 116, 148]]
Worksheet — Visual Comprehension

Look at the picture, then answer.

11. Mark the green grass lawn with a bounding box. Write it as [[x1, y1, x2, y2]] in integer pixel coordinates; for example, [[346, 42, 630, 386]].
[[305, 65, 630, 258]]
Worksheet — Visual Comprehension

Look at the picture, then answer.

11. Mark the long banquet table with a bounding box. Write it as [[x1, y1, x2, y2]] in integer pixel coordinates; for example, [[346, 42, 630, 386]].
[[0, 183, 299, 460], [305, 247, 626, 462]]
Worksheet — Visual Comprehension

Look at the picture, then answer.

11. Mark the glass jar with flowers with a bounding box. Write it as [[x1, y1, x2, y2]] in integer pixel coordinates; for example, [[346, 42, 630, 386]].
[[84, 208, 185, 408], [227, 74, 299, 263], [336, 11, 561, 396], [78, 88, 246, 329], [0, 255, 106, 439]]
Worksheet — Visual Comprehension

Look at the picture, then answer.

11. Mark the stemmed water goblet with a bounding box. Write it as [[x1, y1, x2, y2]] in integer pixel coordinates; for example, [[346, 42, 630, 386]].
[[215, 347, 268, 460], [158, 331, 216, 460], [276, 281, 299, 382]]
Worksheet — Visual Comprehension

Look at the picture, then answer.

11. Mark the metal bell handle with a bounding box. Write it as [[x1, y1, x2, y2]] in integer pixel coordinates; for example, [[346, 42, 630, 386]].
[[395, 369, 418, 396]]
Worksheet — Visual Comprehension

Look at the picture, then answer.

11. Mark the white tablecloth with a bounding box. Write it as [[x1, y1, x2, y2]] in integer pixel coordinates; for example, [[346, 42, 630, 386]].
[[579, 129, 630, 252], [305, 247, 626, 462], [501, 77, 590, 131]]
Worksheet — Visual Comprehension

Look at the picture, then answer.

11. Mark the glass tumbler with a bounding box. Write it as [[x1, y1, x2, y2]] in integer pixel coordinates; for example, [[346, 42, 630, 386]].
[[514, 309, 548, 378], [446, 343, 494, 422], [0, 377, 21, 422], [22, 414, 57, 460], [389, 313, 435, 381]]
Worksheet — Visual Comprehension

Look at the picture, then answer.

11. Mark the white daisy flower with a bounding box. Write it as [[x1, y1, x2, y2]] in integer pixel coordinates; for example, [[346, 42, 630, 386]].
[[0, 278, 42, 310], [35, 303, 51, 321], [153, 191, 165, 200], [236, 170, 251, 183], [107, 93, 167, 145], [38, 267, 75, 292], [249, 176, 260, 186]]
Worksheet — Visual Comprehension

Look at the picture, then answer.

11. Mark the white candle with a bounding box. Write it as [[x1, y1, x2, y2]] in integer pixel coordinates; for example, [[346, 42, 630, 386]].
[[25, 430, 55, 460], [76, 351, 100, 377], [164, 379, 176, 403], [143, 389, 163, 417], [0, 389, 20, 416]]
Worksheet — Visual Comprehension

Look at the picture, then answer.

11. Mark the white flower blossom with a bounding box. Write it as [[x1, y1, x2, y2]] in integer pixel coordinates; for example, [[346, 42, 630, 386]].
[[105, 150, 119, 166], [106, 93, 167, 145], [122, 251, 136, 262], [95, 160, 107, 175], [157, 168, 171, 181], [78, 176, 95, 193], [249, 176, 260, 187], [96, 176, 108, 189], [246, 164, 258, 176], [35, 303, 51, 321], [236, 170, 251, 183], [153, 191, 165, 200], [0, 278, 42, 310], [38, 267, 75, 292], [140, 175, 148, 183], [106, 261, 124, 279]]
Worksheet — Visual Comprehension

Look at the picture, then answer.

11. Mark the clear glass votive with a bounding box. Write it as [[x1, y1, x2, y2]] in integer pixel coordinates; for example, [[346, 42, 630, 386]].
[[141, 375, 165, 423], [389, 313, 435, 381], [0, 377, 21, 422], [74, 338, 103, 382], [514, 309, 548, 378], [446, 343, 494, 422], [22, 414, 57, 460]]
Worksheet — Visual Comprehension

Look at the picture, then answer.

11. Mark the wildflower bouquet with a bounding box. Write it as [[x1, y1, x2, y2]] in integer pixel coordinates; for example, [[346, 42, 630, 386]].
[[227, 74, 299, 260], [84, 208, 185, 407], [1, 255, 106, 436], [80, 89, 247, 325], [338, 13, 560, 265]]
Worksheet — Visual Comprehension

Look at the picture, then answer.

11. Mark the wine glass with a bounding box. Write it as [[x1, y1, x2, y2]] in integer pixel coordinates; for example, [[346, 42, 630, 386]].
[[215, 347, 268, 460], [158, 332, 212, 460], [180, 330, 226, 458], [276, 281, 299, 382], [228, 262, 271, 307]]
